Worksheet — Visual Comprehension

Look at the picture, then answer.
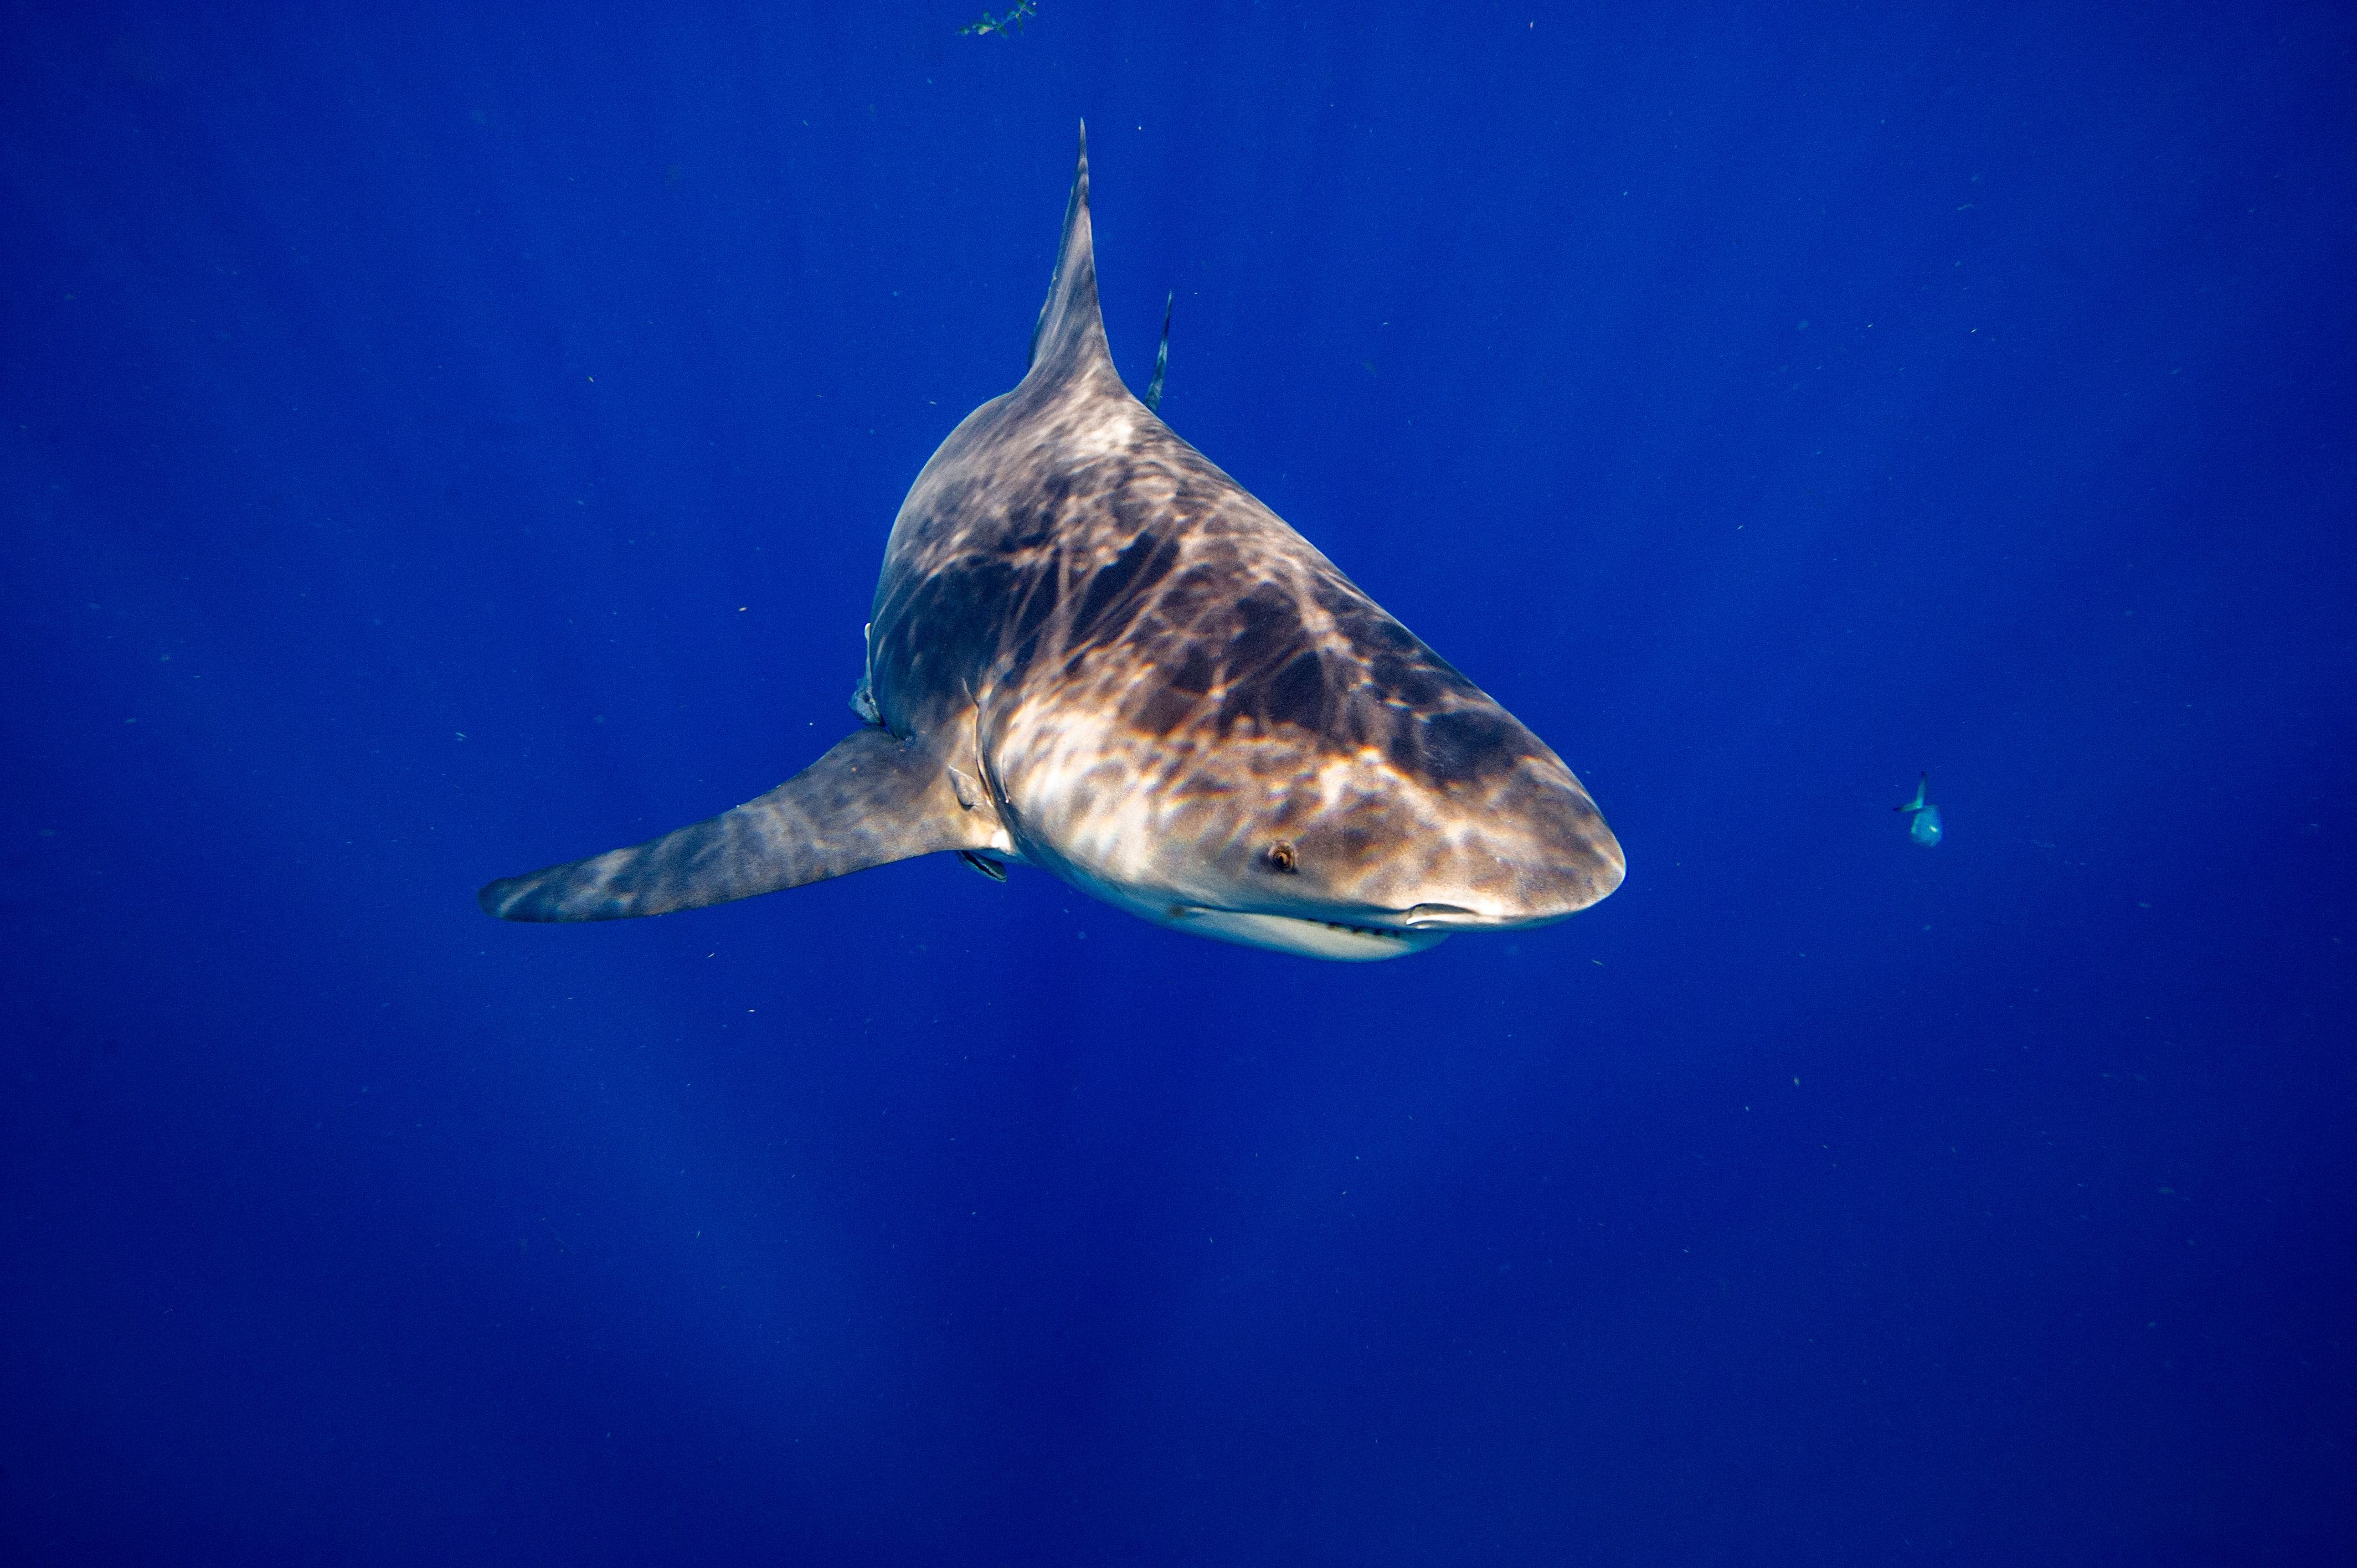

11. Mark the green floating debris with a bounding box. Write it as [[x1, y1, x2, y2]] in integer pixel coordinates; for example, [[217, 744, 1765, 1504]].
[[960, 0, 1036, 37]]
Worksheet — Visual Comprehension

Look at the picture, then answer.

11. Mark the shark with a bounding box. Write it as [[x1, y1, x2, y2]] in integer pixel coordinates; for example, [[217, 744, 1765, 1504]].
[[478, 127, 1623, 961]]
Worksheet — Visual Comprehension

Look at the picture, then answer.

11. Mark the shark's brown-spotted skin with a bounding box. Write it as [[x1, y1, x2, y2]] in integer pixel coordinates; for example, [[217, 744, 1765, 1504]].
[[480, 127, 1621, 958]]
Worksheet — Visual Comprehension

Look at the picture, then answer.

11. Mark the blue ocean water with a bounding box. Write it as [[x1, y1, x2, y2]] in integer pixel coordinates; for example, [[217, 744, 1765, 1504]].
[[4, 3, 2353, 1562]]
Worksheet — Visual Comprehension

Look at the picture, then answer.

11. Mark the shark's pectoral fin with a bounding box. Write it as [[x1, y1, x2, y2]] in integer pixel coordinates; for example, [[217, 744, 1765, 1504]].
[[478, 728, 999, 922]]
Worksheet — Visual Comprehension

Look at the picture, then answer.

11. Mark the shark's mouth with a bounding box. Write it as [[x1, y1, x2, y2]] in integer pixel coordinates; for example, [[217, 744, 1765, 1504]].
[[1167, 907, 1455, 963]]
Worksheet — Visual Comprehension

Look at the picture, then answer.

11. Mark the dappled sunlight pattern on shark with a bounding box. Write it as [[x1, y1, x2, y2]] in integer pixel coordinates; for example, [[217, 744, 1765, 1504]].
[[481, 125, 1622, 960]]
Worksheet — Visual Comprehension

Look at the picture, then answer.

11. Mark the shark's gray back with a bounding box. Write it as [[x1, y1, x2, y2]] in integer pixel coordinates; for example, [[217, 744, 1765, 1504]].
[[869, 359, 1536, 791]]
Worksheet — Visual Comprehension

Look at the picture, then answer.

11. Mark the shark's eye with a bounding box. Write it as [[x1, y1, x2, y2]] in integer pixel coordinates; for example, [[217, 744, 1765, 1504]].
[[1265, 842, 1298, 873]]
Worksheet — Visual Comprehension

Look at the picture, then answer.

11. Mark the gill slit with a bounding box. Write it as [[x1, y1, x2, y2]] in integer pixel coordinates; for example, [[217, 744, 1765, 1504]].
[[965, 675, 1011, 822]]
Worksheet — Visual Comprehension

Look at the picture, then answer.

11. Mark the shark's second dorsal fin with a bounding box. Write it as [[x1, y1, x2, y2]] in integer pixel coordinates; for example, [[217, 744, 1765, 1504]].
[[1027, 121, 1113, 379]]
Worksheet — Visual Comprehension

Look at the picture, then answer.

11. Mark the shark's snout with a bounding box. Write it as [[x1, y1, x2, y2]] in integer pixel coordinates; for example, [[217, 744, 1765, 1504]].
[[1250, 750, 1622, 935]]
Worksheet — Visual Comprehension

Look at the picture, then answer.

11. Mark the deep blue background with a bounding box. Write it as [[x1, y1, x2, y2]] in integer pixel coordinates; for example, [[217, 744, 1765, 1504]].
[[5, 3, 2353, 1562]]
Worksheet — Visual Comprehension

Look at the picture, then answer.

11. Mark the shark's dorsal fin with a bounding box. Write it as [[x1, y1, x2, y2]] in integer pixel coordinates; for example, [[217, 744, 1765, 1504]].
[[1026, 121, 1114, 379]]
